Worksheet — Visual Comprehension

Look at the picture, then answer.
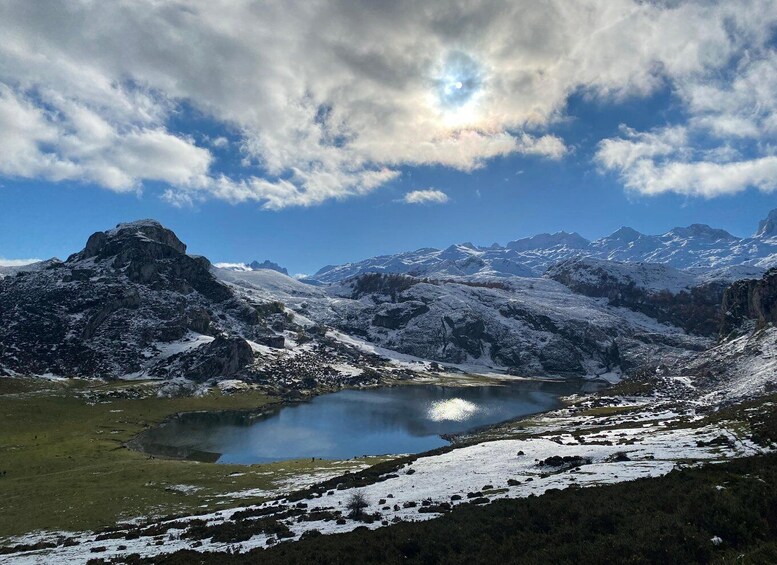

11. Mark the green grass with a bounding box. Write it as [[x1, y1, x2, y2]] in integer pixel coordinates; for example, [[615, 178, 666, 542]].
[[0, 378, 386, 539]]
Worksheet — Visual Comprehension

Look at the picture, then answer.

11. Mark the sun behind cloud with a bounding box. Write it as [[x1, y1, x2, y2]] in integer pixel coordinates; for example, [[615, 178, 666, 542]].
[[0, 1, 775, 208]]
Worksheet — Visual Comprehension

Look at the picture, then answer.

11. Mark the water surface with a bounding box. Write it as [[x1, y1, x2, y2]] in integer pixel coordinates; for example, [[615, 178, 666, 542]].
[[138, 380, 597, 464]]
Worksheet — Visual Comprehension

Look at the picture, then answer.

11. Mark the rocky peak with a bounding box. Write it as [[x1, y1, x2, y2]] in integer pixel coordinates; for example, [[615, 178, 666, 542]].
[[506, 231, 590, 252], [248, 260, 289, 275], [75, 219, 187, 262], [665, 224, 737, 241], [63, 219, 231, 302], [755, 208, 777, 238], [605, 227, 642, 242]]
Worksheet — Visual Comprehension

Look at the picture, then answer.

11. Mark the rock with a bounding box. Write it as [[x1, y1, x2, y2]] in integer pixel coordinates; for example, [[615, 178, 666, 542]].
[[162, 336, 254, 381], [372, 302, 430, 330], [248, 260, 289, 276], [720, 268, 777, 338], [538, 455, 591, 471], [0, 220, 289, 380], [548, 257, 728, 337], [257, 335, 286, 349]]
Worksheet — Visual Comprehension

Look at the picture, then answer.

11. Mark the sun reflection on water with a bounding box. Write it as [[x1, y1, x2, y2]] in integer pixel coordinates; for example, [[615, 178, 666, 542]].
[[427, 398, 480, 422]]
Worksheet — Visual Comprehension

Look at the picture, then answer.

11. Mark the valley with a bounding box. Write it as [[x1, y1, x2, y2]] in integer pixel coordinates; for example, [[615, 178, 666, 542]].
[[3, 4, 777, 563], [1, 212, 777, 563]]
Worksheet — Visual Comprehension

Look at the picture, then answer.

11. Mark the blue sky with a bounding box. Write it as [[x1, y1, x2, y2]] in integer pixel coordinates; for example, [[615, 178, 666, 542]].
[[1, 1, 776, 274]]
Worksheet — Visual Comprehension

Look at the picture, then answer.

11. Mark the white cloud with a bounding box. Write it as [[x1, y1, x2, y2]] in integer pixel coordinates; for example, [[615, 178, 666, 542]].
[[595, 33, 777, 198], [403, 189, 450, 205], [0, 86, 211, 191], [612, 155, 777, 197], [0, 1, 775, 206]]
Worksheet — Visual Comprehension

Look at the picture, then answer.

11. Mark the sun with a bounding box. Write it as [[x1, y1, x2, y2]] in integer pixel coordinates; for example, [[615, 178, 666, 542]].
[[434, 51, 485, 127]]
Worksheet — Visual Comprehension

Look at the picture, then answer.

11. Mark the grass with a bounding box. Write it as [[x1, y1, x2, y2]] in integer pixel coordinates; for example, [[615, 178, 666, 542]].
[[0, 377, 387, 539]]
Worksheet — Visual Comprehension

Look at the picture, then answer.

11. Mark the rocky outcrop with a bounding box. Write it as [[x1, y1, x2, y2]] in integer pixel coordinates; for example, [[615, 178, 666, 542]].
[[756, 209, 777, 238], [720, 268, 777, 338], [248, 260, 289, 276], [70, 220, 231, 302], [154, 335, 255, 381], [372, 302, 430, 330], [547, 258, 727, 337], [0, 220, 290, 379]]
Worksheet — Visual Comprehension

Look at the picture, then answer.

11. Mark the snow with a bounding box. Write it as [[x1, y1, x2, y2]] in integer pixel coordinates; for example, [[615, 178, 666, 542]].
[[153, 332, 214, 359], [8, 404, 766, 564], [217, 379, 251, 393], [687, 328, 777, 403], [306, 210, 777, 283]]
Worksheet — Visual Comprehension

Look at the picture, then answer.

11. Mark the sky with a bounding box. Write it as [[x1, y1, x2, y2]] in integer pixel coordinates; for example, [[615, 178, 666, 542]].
[[1, 1, 777, 275]]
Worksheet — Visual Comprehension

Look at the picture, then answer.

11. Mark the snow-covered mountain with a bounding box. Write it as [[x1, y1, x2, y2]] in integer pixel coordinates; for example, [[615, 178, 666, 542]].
[[0, 221, 387, 387], [1, 217, 772, 383], [322, 273, 710, 377], [307, 209, 777, 283], [0, 221, 285, 379], [215, 259, 289, 276], [218, 266, 713, 378]]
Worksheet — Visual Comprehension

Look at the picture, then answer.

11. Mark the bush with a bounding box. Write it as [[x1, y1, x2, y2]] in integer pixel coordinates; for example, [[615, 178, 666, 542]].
[[346, 492, 369, 519]]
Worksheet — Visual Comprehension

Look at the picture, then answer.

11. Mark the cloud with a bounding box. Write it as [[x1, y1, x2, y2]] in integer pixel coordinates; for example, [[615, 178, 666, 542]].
[[595, 34, 777, 198], [596, 121, 777, 197], [403, 189, 450, 205], [0, 1, 775, 206], [0, 86, 212, 191]]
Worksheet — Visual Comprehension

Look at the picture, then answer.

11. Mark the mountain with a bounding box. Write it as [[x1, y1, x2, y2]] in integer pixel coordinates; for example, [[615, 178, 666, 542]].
[[0, 221, 386, 387], [756, 209, 777, 238], [0, 221, 277, 379], [1, 216, 772, 383], [215, 259, 289, 276], [231, 271, 707, 379], [545, 257, 763, 337], [307, 210, 777, 283]]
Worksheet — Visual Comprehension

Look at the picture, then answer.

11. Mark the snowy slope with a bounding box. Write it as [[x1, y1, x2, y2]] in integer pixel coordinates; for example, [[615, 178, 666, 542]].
[[308, 209, 777, 283]]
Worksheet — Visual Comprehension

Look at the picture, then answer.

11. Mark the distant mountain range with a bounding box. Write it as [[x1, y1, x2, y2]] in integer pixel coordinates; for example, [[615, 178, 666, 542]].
[[305, 209, 777, 283], [1, 214, 774, 382], [215, 259, 289, 276]]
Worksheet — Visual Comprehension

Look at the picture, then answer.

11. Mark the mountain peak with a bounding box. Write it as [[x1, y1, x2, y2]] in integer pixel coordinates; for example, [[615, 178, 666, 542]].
[[755, 208, 777, 238], [75, 219, 187, 261], [248, 260, 289, 275], [666, 224, 737, 241], [506, 231, 590, 252], [607, 226, 642, 241]]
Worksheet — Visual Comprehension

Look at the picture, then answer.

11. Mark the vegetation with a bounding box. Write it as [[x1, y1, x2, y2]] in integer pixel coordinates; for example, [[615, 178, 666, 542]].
[[136, 453, 777, 565], [345, 491, 369, 519], [0, 377, 386, 539]]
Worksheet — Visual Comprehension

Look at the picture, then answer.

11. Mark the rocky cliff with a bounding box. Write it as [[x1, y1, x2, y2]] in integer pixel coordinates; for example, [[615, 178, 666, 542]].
[[720, 268, 777, 338], [546, 258, 729, 337]]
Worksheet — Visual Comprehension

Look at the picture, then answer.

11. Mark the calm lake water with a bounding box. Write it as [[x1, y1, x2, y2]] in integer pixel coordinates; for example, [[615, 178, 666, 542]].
[[138, 381, 599, 464]]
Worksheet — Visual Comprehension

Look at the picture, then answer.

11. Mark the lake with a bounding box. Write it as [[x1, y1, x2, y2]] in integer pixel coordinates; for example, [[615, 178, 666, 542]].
[[136, 380, 599, 464]]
